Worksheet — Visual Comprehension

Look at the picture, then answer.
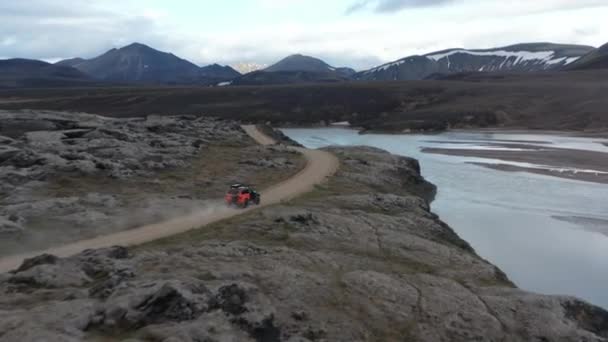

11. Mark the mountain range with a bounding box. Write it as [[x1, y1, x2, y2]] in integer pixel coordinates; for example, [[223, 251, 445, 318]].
[[1, 41, 607, 88], [0, 58, 94, 88], [56, 43, 240, 85], [356, 43, 595, 81]]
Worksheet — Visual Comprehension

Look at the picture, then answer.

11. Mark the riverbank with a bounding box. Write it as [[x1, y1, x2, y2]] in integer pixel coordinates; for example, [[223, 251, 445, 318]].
[[423, 145, 608, 184], [1, 144, 607, 341], [282, 127, 608, 310]]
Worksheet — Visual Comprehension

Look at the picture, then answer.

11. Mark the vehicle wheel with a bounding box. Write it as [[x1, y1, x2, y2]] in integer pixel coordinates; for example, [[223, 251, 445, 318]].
[[255, 197, 261, 205]]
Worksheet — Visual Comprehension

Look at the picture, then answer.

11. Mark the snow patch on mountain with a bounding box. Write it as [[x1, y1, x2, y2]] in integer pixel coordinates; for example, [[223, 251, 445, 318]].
[[360, 44, 590, 79], [367, 58, 412, 73], [426, 49, 557, 63]]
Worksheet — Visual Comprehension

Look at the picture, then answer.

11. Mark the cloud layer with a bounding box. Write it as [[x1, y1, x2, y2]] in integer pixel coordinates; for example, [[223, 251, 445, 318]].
[[347, 0, 453, 14], [1, 0, 607, 70]]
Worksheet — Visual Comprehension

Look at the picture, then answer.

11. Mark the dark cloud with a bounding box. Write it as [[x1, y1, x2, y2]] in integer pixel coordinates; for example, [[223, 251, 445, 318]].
[[346, 0, 454, 14]]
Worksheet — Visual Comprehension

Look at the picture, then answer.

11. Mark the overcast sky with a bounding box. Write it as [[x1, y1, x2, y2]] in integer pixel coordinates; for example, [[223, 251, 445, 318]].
[[1, 0, 607, 70]]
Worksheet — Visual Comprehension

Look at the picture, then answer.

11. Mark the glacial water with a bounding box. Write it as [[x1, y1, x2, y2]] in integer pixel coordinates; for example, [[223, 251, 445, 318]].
[[282, 128, 608, 309]]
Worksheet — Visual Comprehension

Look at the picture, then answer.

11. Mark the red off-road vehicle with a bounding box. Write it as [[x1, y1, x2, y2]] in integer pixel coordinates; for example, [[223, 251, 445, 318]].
[[225, 184, 261, 208]]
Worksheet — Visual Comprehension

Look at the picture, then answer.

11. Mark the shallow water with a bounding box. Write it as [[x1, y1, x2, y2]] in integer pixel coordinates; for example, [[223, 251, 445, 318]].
[[282, 128, 608, 309]]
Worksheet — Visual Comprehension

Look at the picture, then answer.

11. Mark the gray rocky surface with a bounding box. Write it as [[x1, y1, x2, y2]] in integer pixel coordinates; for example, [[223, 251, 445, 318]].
[[0, 110, 243, 184], [0, 110, 300, 255], [0, 146, 606, 341]]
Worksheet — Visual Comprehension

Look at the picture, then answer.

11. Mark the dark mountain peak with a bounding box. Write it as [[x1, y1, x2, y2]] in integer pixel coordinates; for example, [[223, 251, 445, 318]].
[[67, 43, 204, 84], [205, 63, 226, 69], [258, 54, 356, 83], [283, 54, 325, 63], [109, 43, 179, 61], [0, 58, 50, 68], [45, 43, 241, 85], [200, 63, 241, 80], [266, 54, 330, 72], [121, 42, 152, 51]]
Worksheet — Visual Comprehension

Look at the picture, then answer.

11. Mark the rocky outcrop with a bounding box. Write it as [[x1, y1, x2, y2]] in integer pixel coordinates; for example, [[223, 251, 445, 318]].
[[0, 110, 301, 255], [255, 125, 304, 147], [0, 147, 606, 341], [0, 110, 243, 183]]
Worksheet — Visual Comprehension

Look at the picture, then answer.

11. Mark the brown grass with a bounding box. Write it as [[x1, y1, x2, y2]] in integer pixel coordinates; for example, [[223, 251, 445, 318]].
[[43, 145, 305, 201]]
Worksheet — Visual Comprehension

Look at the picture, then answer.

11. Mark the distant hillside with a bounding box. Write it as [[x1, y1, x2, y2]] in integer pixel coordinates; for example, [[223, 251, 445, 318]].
[[231, 70, 350, 86], [357, 43, 594, 81], [56, 43, 239, 85], [58, 43, 202, 84], [228, 54, 355, 85], [199, 64, 241, 85], [0, 58, 94, 88], [266, 54, 355, 76], [265, 54, 355, 77], [567, 42, 608, 70], [55, 58, 86, 67], [4, 69, 608, 133]]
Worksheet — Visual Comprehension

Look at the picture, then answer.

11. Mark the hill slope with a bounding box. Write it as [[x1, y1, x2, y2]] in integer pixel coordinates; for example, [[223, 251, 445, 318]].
[[266, 54, 355, 76], [0, 58, 94, 88], [54, 58, 86, 67], [568, 42, 608, 70], [199, 63, 241, 84], [64, 43, 202, 84], [357, 43, 594, 81], [231, 70, 351, 86], [57, 43, 239, 85], [231, 54, 355, 85]]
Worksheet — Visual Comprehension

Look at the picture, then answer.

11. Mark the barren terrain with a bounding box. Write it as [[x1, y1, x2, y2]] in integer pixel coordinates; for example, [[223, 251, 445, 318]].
[[1, 70, 607, 133], [1, 143, 606, 341], [1, 107, 608, 341], [0, 111, 306, 257]]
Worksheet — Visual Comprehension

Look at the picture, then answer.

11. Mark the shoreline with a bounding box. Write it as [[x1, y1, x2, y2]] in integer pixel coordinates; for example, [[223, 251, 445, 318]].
[[279, 124, 608, 138], [468, 162, 608, 184], [552, 215, 608, 237], [422, 145, 608, 185]]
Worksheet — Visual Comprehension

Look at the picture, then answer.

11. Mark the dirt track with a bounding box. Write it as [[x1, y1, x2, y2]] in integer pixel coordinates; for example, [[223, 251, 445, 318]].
[[0, 125, 339, 273]]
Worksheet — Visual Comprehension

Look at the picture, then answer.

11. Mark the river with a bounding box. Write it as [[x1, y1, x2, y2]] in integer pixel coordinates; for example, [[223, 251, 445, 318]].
[[282, 128, 608, 309]]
